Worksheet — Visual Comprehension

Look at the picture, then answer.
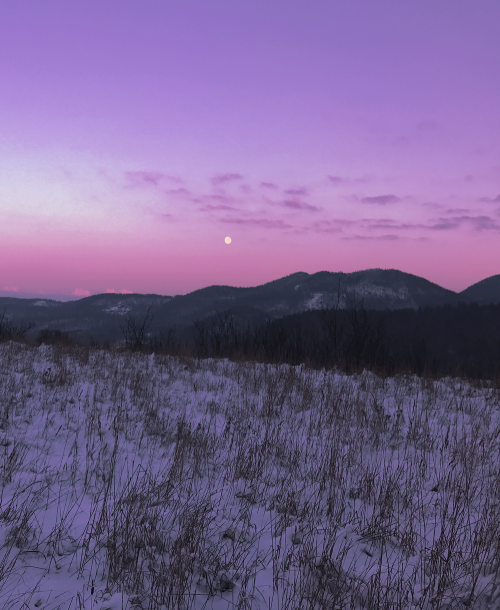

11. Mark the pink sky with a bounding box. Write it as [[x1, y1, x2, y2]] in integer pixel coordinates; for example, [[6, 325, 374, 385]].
[[1, 0, 499, 297]]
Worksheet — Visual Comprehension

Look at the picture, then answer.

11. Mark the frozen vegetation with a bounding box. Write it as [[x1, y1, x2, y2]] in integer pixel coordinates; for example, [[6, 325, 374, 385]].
[[0, 342, 500, 609]]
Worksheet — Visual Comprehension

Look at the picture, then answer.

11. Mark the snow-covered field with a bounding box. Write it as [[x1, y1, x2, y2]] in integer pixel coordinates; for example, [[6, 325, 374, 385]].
[[1, 342, 500, 610]]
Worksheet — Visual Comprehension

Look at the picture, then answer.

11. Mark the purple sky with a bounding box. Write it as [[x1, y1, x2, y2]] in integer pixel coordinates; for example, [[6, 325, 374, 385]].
[[1, 0, 499, 297]]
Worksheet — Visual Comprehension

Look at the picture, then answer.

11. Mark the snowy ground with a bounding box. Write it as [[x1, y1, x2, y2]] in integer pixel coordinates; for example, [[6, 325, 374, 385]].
[[1, 342, 500, 610]]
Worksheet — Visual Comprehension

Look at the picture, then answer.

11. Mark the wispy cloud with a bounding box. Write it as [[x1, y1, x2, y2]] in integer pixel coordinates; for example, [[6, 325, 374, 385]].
[[283, 199, 319, 212], [342, 234, 399, 241], [125, 171, 164, 187], [105, 289, 134, 294], [360, 214, 500, 234], [328, 175, 370, 185], [205, 194, 236, 204], [200, 204, 236, 211], [260, 181, 278, 189], [479, 194, 500, 203], [423, 201, 444, 209], [310, 218, 356, 234], [3, 286, 19, 292], [360, 194, 401, 205], [284, 187, 308, 196], [366, 221, 425, 230], [165, 175, 183, 184], [166, 187, 191, 197], [455, 215, 500, 230], [429, 215, 499, 231], [444, 208, 470, 214], [211, 173, 243, 185], [220, 217, 293, 229], [428, 220, 459, 230]]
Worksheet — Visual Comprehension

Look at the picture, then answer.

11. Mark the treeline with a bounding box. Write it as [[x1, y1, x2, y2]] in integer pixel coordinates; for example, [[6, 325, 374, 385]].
[[0, 309, 34, 342], [187, 300, 500, 380], [2, 301, 500, 380]]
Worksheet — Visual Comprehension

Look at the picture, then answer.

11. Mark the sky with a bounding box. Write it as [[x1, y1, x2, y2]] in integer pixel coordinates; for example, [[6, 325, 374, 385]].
[[1, 0, 499, 298]]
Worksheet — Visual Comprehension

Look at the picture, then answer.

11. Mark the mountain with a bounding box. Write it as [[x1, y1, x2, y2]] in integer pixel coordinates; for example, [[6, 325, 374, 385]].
[[458, 274, 500, 305], [0, 268, 497, 345]]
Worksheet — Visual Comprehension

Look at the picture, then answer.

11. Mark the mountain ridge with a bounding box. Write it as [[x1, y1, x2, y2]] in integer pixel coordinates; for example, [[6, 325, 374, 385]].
[[1, 268, 498, 344]]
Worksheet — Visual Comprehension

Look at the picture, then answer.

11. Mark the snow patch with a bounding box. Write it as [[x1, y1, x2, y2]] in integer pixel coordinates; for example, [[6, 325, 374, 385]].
[[104, 304, 131, 315], [305, 292, 324, 309]]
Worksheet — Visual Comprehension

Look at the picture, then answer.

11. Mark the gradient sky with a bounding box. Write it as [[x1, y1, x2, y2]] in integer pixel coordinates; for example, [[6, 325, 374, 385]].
[[1, 0, 499, 298]]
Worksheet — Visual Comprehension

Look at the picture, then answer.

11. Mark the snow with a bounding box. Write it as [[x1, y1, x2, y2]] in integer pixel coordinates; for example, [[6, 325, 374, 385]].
[[0, 341, 499, 609], [350, 283, 414, 304], [304, 293, 324, 310], [104, 305, 131, 315]]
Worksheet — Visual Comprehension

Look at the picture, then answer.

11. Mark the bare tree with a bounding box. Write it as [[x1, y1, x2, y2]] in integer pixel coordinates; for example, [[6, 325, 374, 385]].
[[0, 309, 35, 342], [120, 306, 154, 351]]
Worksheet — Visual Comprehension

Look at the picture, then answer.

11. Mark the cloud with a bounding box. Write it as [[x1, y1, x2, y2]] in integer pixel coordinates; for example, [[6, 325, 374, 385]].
[[283, 200, 319, 212], [205, 194, 236, 204], [428, 221, 459, 230], [3, 286, 19, 292], [429, 215, 499, 231], [165, 175, 183, 184], [166, 188, 191, 197], [200, 204, 236, 211], [342, 234, 399, 241], [260, 181, 278, 189], [106, 289, 134, 294], [284, 187, 308, 196], [72, 288, 91, 297], [220, 217, 293, 229], [311, 218, 357, 233], [458, 215, 500, 230], [311, 222, 342, 234], [479, 194, 500, 203], [366, 221, 425, 230], [328, 175, 370, 185], [211, 173, 243, 185], [360, 194, 401, 205], [125, 171, 164, 186]]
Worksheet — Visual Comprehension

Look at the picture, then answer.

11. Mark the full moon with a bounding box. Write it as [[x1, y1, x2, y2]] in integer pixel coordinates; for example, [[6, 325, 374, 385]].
[[225, 236, 232, 244]]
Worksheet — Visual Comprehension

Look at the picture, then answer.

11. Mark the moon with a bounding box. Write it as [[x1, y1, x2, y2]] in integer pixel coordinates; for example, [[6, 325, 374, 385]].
[[225, 236, 232, 244]]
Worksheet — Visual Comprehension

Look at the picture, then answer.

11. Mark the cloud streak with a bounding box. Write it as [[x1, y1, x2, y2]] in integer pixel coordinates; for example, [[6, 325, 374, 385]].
[[125, 171, 164, 187], [211, 173, 243, 185], [284, 187, 308, 196], [283, 200, 319, 212], [479, 194, 500, 203], [260, 182, 278, 189], [220, 217, 293, 229], [342, 234, 399, 241], [360, 194, 401, 205], [200, 204, 236, 211]]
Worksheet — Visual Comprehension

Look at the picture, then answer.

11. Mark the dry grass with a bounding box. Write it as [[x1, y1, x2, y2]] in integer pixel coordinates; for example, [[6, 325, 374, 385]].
[[0, 341, 499, 609]]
